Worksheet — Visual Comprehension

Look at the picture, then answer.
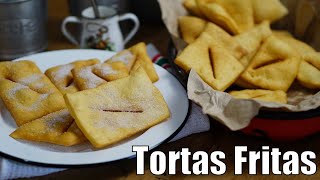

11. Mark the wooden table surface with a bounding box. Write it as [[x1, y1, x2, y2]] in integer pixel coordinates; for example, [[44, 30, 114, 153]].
[[20, 1, 320, 179]]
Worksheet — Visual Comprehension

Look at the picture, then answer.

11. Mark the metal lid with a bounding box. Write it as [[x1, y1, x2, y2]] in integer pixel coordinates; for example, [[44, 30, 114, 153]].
[[0, 0, 30, 4]]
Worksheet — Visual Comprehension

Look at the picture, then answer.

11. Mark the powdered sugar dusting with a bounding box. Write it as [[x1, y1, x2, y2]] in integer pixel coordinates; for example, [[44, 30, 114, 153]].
[[52, 64, 74, 82], [78, 65, 105, 89], [19, 74, 42, 85], [7, 83, 51, 111], [94, 112, 141, 130], [7, 83, 29, 98], [110, 50, 134, 65], [19, 74, 46, 91], [95, 65, 117, 76], [44, 109, 71, 132]]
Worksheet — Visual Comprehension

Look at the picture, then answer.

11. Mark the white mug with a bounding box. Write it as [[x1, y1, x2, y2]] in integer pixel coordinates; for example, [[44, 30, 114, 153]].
[[61, 6, 140, 51]]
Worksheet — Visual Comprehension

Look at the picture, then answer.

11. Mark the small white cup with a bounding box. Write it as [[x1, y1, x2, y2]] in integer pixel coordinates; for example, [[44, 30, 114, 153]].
[[61, 6, 140, 51]]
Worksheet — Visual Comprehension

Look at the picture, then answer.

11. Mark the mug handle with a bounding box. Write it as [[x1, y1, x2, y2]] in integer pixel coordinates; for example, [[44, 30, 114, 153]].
[[61, 16, 82, 45], [118, 13, 140, 45]]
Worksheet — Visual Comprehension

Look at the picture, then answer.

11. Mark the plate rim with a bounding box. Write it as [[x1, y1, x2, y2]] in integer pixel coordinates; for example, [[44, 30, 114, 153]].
[[0, 49, 191, 167]]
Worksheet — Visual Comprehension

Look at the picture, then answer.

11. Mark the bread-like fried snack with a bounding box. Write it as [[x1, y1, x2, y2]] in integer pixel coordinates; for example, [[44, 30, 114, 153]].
[[45, 59, 100, 94], [273, 33, 319, 89], [203, 22, 247, 59], [197, 0, 254, 34], [178, 16, 207, 44], [105, 50, 136, 71], [65, 68, 170, 148], [251, 0, 288, 23], [10, 109, 87, 146], [240, 36, 301, 92], [183, 0, 204, 17], [72, 62, 129, 90], [234, 21, 272, 67], [274, 34, 316, 55], [233, 22, 272, 88], [297, 52, 320, 89], [229, 89, 287, 104], [0, 61, 60, 94], [175, 32, 244, 91], [93, 62, 129, 81], [128, 43, 159, 82], [0, 61, 65, 126], [105, 43, 159, 83]]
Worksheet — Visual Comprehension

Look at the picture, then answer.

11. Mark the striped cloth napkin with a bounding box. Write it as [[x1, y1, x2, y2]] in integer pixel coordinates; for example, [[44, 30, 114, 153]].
[[0, 44, 210, 179]]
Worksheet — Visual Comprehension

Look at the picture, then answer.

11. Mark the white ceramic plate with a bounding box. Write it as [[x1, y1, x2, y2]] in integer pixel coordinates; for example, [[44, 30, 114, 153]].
[[0, 49, 189, 166]]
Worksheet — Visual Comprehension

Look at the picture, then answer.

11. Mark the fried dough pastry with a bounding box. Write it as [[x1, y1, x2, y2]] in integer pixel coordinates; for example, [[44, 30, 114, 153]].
[[233, 22, 272, 88], [240, 36, 301, 92], [72, 62, 129, 90], [203, 22, 247, 59], [273, 34, 319, 89], [229, 89, 287, 104], [175, 32, 244, 91], [297, 52, 320, 89], [65, 68, 170, 148], [105, 43, 159, 82], [0, 61, 65, 126], [251, 0, 288, 23], [274, 34, 316, 55], [197, 0, 254, 34], [178, 16, 207, 44], [10, 109, 86, 146], [128, 43, 159, 82], [45, 59, 100, 94], [234, 21, 272, 68], [183, 0, 204, 17], [105, 50, 136, 71]]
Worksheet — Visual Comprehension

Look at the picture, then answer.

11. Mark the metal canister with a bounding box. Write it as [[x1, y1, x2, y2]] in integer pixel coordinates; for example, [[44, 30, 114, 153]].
[[0, 0, 47, 60]]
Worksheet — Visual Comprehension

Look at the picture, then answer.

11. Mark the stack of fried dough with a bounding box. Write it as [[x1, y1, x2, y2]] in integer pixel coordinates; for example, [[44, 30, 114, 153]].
[[0, 42, 170, 148], [176, 0, 320, 104]]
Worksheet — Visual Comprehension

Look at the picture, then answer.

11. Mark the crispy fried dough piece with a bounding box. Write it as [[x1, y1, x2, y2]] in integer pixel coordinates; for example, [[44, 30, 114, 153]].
[[45, 59, 100, 94], [297, 52, 320, 89], [93, 62, 129, 82], [72, 62, 129, 90], [274, 34, 316, 55], [233, 22, 272, 88], [175, 32, 244, 91], [203, 22, 247, 59], [65, 68, 170, 148], [0, 61, 65, 126], [207, 45, 244, 91], [273, 33, 319, 89], [229, 89, 287, 104], [175, 32, 214, 84], [251, 0, 288, 23], [197, 0, 254, 34], [178, 16, 207, 44], [0, 61, 60, 94], [105, 43, 159, 82], [10, 109, 87, 146], [105, 50, 136, 71], [240, 36, 301, 92], [234, 21, 272, 67], [197, 0, 239, 34], [183, 0, 204, 17], [128, 43, 159, 82]]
